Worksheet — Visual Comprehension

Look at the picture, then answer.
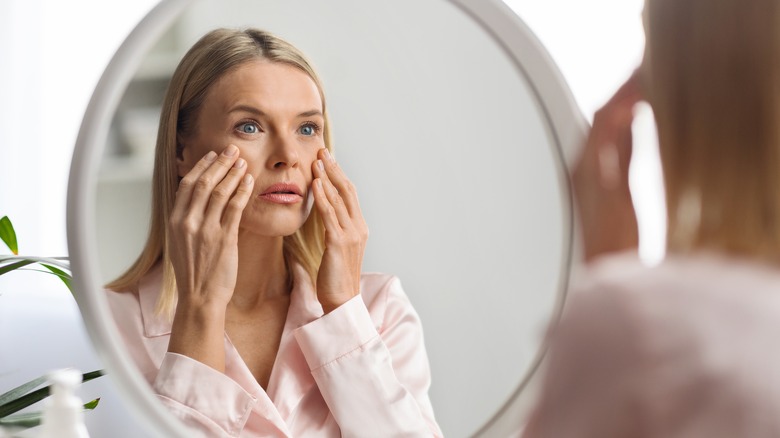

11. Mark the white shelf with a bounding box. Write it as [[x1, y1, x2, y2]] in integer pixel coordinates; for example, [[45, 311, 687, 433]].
[[132, 51, 179, 81], [97, 155, 155, 184]]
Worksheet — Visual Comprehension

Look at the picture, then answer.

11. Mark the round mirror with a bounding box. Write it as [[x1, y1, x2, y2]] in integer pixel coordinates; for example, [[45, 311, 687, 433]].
[[68, 0, 585, 435]]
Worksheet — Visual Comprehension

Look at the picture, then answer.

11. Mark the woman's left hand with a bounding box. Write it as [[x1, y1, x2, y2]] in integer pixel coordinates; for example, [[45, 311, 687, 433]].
[[572, 71, 642, 263], [311, 148, 368, 313]]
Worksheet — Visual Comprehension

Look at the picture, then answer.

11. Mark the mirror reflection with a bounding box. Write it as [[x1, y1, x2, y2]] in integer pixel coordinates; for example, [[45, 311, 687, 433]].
[[95, 0, 568, 435]]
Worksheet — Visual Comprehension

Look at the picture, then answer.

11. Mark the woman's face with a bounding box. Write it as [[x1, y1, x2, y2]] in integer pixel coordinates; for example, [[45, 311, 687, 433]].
[[177, 59, 325, 237]]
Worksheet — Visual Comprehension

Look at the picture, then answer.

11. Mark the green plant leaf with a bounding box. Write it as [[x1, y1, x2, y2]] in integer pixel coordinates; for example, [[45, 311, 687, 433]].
[[0, 258, 72, 297], [83, 397, 100, 410], [0, 259, 35, 276], [0, 398, 101, 429], [0, 410, 41, 429], [0, 376, 47, 406], [81, 370, 105, 384], [41, 263, 73, 294], [0, 386, 49, 418], [0, 370, 104, 418], [0, 216, 18, 255]]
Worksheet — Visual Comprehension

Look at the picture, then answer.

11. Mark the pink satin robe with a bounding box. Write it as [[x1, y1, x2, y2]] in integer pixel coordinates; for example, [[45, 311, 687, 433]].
[[524, 252, 780, 437], [106, 263, 442, 437]]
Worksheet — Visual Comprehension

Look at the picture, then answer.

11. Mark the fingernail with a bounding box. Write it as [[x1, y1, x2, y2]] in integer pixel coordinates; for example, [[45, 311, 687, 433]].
[[317, 160, 325, 171], [243, 174, 253, 185], [323, 149, 334, 162], [234, 158, 245, 168], [224, 145, 238, 156], [205, 151, 217, 162]]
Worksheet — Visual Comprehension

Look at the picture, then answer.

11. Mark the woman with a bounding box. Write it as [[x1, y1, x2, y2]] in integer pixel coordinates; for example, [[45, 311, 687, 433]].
[[524, 0, 780, 436], [105, 28, 442, 437]]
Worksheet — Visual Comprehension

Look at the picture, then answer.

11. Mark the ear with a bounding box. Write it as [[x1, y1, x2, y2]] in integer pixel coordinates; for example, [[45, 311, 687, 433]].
[[175, 135, 193, 178]]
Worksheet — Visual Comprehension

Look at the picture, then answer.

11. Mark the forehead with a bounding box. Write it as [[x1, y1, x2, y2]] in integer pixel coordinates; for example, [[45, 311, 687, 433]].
[[205, 59, 323, 114]]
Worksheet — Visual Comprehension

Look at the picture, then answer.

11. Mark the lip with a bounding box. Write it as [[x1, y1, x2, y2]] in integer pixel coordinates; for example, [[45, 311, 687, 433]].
[[259, 182, 304, 204]]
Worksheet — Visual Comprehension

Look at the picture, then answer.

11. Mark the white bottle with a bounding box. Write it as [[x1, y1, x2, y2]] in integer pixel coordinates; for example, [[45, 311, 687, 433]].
[[38, 369, 90, 438]]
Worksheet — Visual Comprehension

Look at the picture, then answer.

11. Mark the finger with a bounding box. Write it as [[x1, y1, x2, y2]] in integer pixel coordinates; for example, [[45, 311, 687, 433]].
[[608, 71, 643, 108], [596, 143, 618, 190], [578, 87, 639, 187], [204, 157, 249, 224], [173, 151, 218, 216], [222, 173, 255, 231], [593, 73, 643, 137], [317, 166, 354, 229], [591, 90, 638, 156], [313, 158, 354, 226], [594, 109, 635, 189], [188, 145, 241, 215], [315, 149, 363, 219], [312, 178, 344, 235], [617, 128, 634, 184], [593, 100, 636, 136]]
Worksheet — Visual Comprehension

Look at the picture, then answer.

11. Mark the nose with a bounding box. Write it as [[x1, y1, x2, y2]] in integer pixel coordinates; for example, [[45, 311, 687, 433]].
[[266, 132, 300, 170]]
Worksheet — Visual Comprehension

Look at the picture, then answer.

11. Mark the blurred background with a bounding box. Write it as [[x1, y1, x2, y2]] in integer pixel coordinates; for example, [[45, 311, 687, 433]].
[[0, 0, 659, 436]]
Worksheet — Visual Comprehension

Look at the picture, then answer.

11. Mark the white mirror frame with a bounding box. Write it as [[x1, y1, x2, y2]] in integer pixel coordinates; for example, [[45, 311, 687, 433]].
[[67, 0, 586, 436]]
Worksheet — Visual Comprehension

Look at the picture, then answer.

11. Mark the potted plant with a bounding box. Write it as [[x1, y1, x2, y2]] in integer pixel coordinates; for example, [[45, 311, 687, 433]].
[[0, 216, 103, 432]]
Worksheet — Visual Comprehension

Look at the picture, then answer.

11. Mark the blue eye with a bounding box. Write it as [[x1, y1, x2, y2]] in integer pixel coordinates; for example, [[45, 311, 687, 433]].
[[300, 123, 318, 136], [239, 122, 259, 134]]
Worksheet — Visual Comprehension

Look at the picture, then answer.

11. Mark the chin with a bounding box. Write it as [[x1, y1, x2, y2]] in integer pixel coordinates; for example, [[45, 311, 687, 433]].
[[239, 212, 307, 237]]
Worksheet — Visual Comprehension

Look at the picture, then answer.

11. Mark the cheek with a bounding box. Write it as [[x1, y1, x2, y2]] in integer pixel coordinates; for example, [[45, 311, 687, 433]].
[[185, 133, 224, 162], [303, 148, 322, 175], [236, 142, 270, 172], [304, 190, 315, 218]]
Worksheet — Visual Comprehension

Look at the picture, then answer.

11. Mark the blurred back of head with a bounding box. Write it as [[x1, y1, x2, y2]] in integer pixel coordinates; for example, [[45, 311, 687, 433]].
[[644, 0, 780, 261]]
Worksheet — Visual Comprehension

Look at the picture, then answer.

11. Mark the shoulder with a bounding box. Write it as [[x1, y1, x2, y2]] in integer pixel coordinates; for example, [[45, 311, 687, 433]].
[[546, 254, 780, 434], [569, 251, 780, 326], [103, 270, 171, 383], [556, 251, 780, 383], [103, 264, 169, 338], [558, 252, 654, 339], [359, 272, 420, 334], [359, 272, 403, 304]]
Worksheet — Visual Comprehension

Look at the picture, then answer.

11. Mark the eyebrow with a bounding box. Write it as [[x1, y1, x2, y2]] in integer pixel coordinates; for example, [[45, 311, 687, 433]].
[[228, 105, 323, 118]]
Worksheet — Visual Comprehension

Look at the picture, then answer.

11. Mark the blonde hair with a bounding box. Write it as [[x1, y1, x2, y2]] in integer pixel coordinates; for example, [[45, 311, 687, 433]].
[[644, 0, 780, 261], [106, 28, 330, 316]]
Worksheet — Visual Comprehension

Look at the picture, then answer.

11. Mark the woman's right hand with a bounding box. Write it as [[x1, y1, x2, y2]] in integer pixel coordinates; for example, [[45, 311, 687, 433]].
[[168, 144, 254, 309], [166, 145, 254, 370]]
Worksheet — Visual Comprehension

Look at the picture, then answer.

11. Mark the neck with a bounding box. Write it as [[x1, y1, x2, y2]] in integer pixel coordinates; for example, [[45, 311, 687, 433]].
[[231, 228, 290, 312]]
